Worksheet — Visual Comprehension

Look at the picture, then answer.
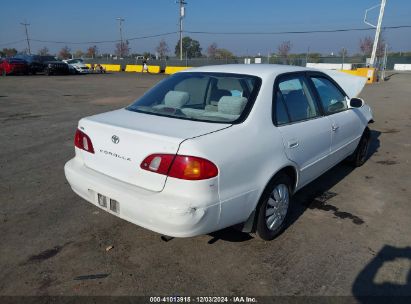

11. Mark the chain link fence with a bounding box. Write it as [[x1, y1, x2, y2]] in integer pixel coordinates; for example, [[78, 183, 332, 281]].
[[84, 55, 411, 71]]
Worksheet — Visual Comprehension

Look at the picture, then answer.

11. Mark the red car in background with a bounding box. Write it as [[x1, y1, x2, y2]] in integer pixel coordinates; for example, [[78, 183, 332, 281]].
[[0, 58, 29, 76]]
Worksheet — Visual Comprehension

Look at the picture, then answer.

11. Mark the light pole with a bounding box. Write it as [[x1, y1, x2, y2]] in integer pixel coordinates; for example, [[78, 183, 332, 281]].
[[20, 21, 31, 54], [178, 0, 187, 61], [364, 0, 387, 67], [116, 17, 125, 58], [341, 47, 346, 70]]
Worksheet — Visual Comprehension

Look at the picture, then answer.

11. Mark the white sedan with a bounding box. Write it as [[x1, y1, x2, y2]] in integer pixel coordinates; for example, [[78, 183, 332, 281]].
[[64, 64, 373, 240], [63, 58, 90, 74]]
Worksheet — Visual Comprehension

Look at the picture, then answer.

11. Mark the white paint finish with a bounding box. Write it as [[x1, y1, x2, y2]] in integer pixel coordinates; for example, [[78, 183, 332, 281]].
[[320, 69, 367, 98], [64, 157, 220, 237], [79, 109, 228, 192], [65, 64, 373, 237], [326, 110, 362, 165], [277, 117, 333, 187], [306, 63, 353, 70], [394, 64, 411, 71], [63, 58, 90, 73]]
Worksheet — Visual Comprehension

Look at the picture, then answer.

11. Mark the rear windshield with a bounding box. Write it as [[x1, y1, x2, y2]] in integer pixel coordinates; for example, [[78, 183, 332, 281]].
[[127, 72, 261, 123]]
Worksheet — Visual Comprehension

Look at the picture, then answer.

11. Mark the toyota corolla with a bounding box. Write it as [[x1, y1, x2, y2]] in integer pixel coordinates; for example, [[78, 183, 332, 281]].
[[64, 64, 373, 240]]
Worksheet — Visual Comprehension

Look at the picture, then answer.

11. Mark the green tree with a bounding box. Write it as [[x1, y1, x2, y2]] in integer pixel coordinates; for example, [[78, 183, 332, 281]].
[[308, 53, 322, 63], [215, 48, 235, 59], [175, 36, 202, 58], [0, 48, 18, 57]]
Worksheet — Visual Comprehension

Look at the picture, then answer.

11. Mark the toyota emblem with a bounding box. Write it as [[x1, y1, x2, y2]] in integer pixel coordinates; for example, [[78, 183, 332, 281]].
[[111, 135, 120, 144]]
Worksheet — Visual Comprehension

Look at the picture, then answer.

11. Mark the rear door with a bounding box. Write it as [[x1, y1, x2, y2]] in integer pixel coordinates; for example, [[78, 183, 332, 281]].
[[273, 73, 333, 187], [308, 73, 362, 165]]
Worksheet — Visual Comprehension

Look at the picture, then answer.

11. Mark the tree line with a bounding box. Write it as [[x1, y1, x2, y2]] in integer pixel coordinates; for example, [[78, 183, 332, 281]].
[[2, 35, 410, 60]]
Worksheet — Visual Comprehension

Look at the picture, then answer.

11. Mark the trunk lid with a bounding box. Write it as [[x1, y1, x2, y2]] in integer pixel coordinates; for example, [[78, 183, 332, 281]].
[[78, 109, 228, 192]]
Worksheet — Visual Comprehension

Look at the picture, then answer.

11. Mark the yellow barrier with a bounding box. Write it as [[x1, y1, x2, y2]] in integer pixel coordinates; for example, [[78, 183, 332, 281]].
[[147, 66, 160, 73], [125, 65, 160, 74], [340, 68, 377, 84], [165, 66, 192, 75], [125, 65, 143, 72], [101, 64, 121, 72], [84, 63, 121, 72]]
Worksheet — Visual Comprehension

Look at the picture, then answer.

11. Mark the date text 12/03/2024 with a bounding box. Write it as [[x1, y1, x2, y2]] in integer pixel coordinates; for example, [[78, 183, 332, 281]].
[[149, 296, 258, 303]]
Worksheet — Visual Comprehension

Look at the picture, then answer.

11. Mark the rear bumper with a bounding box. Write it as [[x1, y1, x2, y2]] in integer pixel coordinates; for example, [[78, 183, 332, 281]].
[[64, 157, 221, 237]]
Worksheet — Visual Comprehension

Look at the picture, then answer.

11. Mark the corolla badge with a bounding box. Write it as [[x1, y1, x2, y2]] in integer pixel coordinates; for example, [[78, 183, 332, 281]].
[[111, 135, 120, 144]]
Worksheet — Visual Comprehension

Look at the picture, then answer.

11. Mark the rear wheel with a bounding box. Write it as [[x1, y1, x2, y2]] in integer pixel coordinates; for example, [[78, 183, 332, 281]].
[[350, 127, 370, 167], [256, 174, 292, 241]]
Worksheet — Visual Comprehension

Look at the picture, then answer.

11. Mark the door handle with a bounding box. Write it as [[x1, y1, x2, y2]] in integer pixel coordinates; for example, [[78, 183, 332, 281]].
[[332, 124, 339, 131], [288, 141, 299, 148]]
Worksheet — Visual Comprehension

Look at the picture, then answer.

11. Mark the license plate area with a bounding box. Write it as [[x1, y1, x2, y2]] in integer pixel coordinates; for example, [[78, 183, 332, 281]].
[[97, 193, 120, 213]]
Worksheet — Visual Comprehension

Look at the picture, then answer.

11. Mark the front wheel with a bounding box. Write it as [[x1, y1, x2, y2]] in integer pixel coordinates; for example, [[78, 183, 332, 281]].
[[256, 174, 292, 241], [350, 127, 371, 167]]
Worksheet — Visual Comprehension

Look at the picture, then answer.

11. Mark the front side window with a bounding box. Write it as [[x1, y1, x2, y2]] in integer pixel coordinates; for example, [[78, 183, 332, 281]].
[[127, 72, 261, 123], [311, 77, 347, 114], [274, 75, 320, 125]]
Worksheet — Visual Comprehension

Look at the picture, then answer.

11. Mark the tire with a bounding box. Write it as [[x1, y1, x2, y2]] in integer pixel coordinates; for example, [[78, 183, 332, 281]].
[[255, 173, 292, 241], [350, 127, 371, 167]]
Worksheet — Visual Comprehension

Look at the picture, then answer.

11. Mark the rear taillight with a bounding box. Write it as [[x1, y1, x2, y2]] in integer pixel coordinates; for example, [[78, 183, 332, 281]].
[[140, 154, 218, 180], [74, 129, 94, 153]]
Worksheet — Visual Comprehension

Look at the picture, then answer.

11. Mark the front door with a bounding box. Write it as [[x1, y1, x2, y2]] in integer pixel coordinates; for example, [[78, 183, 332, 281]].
[[309, 75, 362, 165], [273, 73, 333, 188]]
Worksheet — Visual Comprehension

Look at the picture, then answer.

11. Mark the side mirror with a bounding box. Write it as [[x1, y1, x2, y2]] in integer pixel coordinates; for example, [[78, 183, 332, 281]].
[[349, 97, 364, 108]]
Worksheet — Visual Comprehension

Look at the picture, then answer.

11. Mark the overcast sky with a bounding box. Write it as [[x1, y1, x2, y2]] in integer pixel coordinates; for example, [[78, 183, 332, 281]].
[[1, 0, 410, 56]]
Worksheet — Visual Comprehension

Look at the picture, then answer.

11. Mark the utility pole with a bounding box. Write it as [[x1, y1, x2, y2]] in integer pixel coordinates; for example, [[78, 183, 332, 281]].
[[178, 0, 187, 61], [341, 47, 346, 70], [364, 0, 387, 67], [116, 17, 125, 58], [382, 43, 388, 81], [20, 21, 31, 54]]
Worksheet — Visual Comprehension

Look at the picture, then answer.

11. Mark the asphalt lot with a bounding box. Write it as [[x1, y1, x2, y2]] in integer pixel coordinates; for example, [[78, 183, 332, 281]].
[[0, 71, 410, 298]]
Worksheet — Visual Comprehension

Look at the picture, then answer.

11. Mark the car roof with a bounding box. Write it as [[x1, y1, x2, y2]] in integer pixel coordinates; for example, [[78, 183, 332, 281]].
[[184, 64, 315, 78]]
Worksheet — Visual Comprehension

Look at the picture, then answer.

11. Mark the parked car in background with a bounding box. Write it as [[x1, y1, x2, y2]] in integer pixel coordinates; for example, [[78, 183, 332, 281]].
[[0, 58, 29, 76], [39, 56, 70, 75], [14, 54, 44, 74], [13, 55, 70, 75], [63, 58, 90, 74], [64, 64, 373, 241]]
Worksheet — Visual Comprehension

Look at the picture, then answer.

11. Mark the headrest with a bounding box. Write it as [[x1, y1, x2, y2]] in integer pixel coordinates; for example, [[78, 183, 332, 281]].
[[218, 96, 247, 115], [164, 91, 189, 108]]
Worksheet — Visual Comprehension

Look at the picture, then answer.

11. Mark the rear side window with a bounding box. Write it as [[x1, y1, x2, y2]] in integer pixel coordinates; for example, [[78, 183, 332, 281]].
[[274, 76, 320, 125], [311, 77, 347, 114]]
